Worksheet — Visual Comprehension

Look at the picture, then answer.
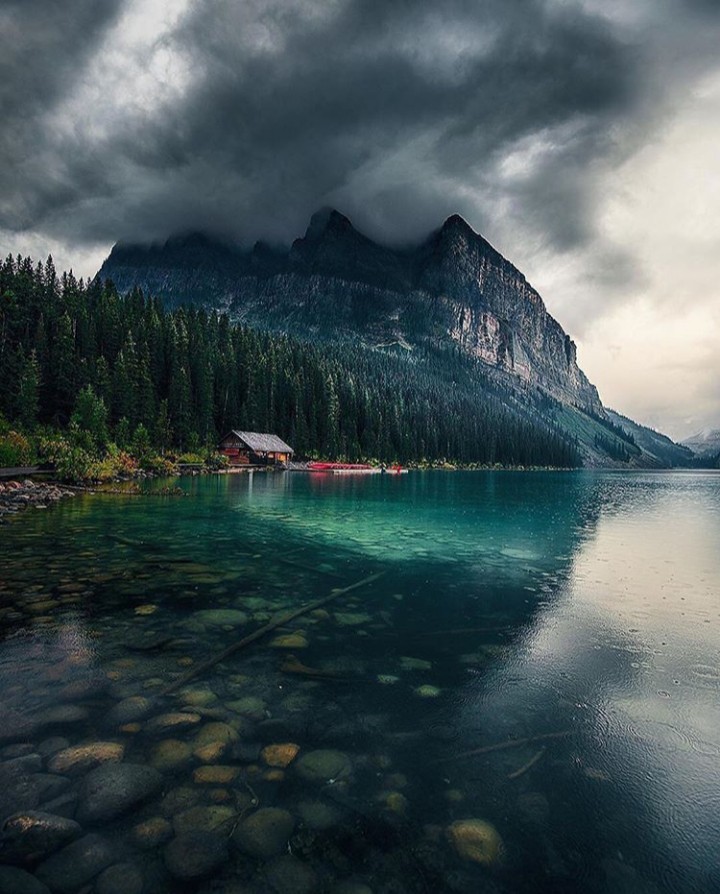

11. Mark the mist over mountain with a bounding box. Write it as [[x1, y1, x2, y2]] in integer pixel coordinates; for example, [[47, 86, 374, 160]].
[[98, 209, 690, 467]]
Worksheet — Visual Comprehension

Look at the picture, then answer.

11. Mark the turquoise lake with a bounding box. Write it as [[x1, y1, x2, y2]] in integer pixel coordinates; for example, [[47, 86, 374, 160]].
[[1, 470, 719, 893]]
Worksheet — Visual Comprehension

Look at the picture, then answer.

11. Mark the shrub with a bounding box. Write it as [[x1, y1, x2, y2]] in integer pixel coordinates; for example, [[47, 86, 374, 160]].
[[0, 429, 34, 467]]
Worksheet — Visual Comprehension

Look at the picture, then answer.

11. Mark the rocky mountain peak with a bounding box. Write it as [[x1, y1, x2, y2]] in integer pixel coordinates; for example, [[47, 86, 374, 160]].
[[303, 207, 354, 241]]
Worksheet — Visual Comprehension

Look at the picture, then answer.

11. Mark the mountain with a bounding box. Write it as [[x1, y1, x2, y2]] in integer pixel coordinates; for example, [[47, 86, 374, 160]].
[[606, 409, 695, 468], [97, 209, 686, 467], [681, 428, 720, 458]]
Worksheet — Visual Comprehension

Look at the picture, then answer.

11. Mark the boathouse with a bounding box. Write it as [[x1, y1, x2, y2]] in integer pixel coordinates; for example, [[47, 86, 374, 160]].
[[218, 431, 293, 466]]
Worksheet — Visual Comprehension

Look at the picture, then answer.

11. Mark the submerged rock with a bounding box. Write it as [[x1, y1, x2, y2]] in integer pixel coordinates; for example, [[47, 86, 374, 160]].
[[149, 739, 193, 772], [334, 612, 372, 627], [269, 633, 308, 649], [129, 816, 171, 851], [103, 696, 153, 728], [225, 697, 266, 721], [0, 812, 81, 866], [446, 818, 504, 866], [192, 609, 248, 627], [413, 685, 441, 698], [232, 808, 295, 858], [35, 834, 115, 894], [192, 765, 239, 784], [144, 712, 202, 735], [47, 742, 124, 776], [172, 806, 236, 836], [35, 706, 88, 728], [0, 865, 51, 894], [295, 750, 351, 784], [95, 862, 144, 894], [164, 831, 228, 880], [260, 743, 300, 768], [400, 656, 432, 671], [76, 763, 163, 824], [296, 800, 342, 831], [264, 855, 317, 894]]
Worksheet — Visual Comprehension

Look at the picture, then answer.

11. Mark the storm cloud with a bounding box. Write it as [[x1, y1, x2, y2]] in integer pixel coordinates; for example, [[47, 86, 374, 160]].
[[1, 0, 719, 436]]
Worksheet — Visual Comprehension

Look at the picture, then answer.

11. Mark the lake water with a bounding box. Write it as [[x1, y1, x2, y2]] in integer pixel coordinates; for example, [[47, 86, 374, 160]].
[[1, 470, 719, 893]]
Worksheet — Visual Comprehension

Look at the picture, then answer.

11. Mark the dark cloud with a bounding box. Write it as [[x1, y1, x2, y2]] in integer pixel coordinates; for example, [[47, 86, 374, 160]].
[[0, 0, 639, 251], [0, 0, 124, 228], [0, 0, 717, 277]]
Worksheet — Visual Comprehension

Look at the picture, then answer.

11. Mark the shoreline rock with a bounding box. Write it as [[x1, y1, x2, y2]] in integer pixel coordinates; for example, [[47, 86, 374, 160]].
[[0, 480, 75, 522]]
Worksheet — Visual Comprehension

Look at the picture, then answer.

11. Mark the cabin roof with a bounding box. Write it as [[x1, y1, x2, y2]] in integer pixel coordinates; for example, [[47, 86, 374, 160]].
[[223, 430, 293, 453]]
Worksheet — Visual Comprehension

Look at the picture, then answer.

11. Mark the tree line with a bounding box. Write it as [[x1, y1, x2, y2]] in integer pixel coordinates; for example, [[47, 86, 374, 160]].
[[0, 254, 581, 467]]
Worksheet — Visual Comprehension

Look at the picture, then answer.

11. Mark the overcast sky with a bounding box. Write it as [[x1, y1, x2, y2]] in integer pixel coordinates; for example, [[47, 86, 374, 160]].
[[1, 0, 719, 439]]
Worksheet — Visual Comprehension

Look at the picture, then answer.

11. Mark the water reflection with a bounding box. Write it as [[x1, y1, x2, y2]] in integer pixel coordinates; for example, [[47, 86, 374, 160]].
[[0, 471, 718, 893]]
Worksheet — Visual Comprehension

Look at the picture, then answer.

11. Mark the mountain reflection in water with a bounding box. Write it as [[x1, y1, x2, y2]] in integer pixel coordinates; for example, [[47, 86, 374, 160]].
[[0, 470, 718, 894]]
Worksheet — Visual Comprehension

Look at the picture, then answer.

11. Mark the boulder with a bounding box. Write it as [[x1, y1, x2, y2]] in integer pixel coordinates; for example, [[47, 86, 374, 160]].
[[164, 831, 228, 880], [264, 855, 317, 894], [35, 834, 115, 894], [231, 808, 294, 858], [103, 697, 153, 728], [0, 812, 81, 866], [47, 743, 124, 776], [95, 862, 144, 894], [294, 750, 351, 784], [446, 818, 504, 866], [76, 764, 163, 824], [0, 865, 51, 894]]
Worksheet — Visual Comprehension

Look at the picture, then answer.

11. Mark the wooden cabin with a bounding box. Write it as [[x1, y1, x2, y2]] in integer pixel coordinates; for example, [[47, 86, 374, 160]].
[[218, 430, 293, 466]]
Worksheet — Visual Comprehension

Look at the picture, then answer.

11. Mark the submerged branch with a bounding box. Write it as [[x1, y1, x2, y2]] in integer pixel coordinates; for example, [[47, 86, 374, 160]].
[[159, 570, 386, 695], [507, 747, 546, 780], [432, 730, 571, 764]]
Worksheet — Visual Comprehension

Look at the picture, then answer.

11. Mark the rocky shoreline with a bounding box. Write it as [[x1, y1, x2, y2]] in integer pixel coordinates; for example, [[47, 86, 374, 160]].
[[0, 480, 77, 523]]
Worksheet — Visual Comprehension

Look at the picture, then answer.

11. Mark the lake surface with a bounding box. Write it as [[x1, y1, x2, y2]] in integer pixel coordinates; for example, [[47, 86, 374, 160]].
[[1, 470, 719, 893]]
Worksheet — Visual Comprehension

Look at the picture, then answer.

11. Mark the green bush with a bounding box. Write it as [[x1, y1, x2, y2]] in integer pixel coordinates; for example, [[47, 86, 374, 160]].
[[0, 429, 34, 466]]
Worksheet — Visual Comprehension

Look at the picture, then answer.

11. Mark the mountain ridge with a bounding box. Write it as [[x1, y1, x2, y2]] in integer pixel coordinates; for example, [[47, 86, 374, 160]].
[[97, 209, 686, 467]]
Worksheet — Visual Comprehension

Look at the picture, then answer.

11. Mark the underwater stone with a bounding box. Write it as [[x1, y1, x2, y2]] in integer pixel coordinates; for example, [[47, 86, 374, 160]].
[[400, 656, 432, 671], [296, 800, 342, 831], [0, 865, 51, 894], [332, 883, 374, 894], [36, 739, 70, 760], [260, 743, 300, 768], [37, 793, 78, 821], [35, 706, 89, 728], [172, 806, 236, 837], [144, 712, 202, 735], [30, 775, 70, 804], [413, 685, 441, 698], [295, 750, 352, 784], [76, 763, 163, 824], [269, 633, 308, 649], [0, 812, 81, 866], [103, 696, 153, 727], [192, 610, 248, 627], [334, 612, 372, 627], [264, 855, 317, 894], [192, 722, 240, 750], [159, 785, 201, 817], [225, 697, 266, 721], [95, 862, 143, 894], [192, 765, 240, 784], [47, 742, 124, 776], [131, 817, 173, 849], [149, 739, 193, 772], [446, 819, 504, 866], [176, 688, 217, 706], [231, 808, 295, 859], [164, 831, 228, 880], [35, 834, 115, 894]]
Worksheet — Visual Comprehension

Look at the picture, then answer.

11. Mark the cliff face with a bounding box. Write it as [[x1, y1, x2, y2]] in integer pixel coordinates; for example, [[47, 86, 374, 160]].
[[99, 209, 602, 415]]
